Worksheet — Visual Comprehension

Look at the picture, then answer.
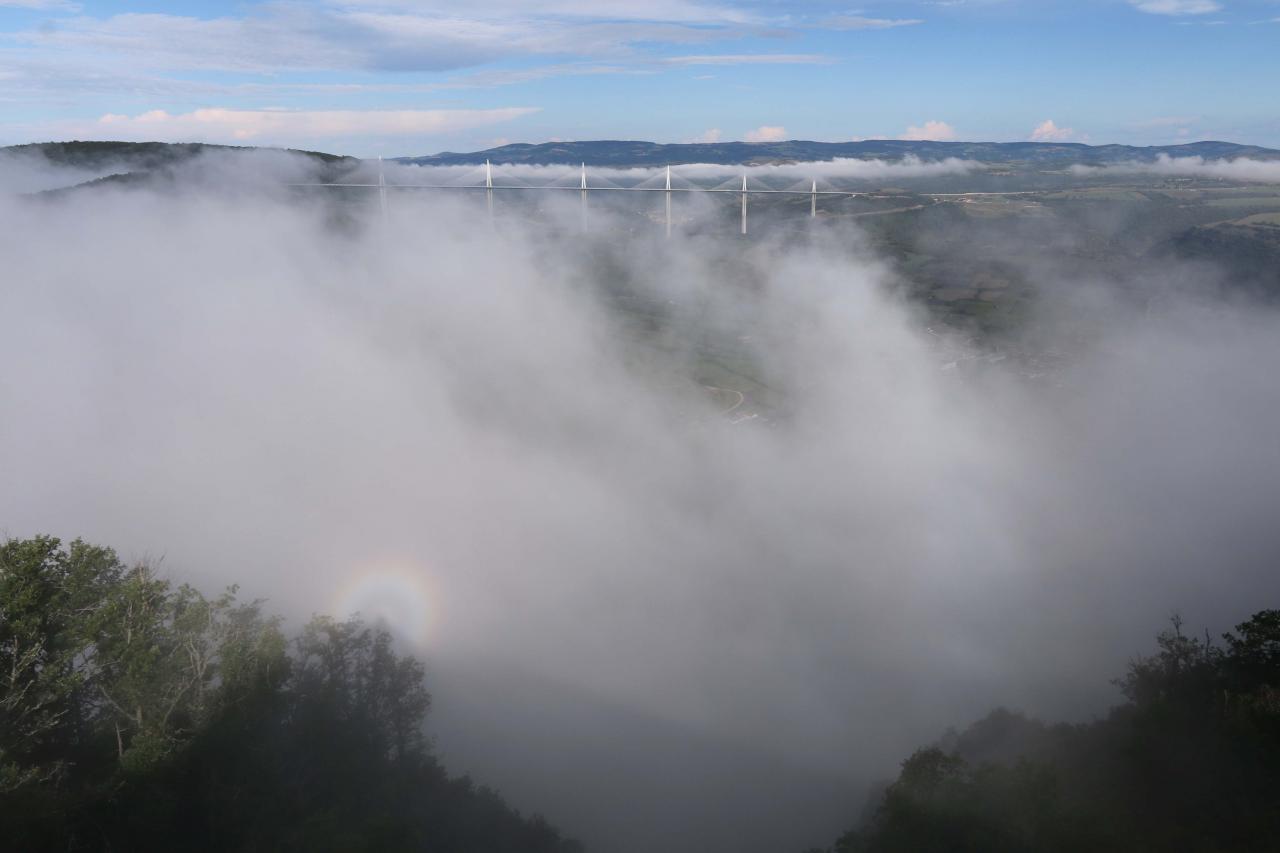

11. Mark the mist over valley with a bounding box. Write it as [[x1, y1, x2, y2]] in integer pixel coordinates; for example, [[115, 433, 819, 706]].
[[3, 134, 1280, 851]]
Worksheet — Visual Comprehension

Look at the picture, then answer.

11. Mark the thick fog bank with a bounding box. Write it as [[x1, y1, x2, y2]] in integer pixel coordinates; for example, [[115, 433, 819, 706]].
[[386, 155, 977, 188], [1071, 154, 1280, 183], [0, 149, 123, 194], [2, 153, 1279, 853]]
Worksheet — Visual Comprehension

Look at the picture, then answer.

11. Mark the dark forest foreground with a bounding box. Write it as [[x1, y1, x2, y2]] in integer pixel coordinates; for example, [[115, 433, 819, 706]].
[[816, 610, 1280, 853], [0, 536, 581, 853], [5, 534, 1280, 853]]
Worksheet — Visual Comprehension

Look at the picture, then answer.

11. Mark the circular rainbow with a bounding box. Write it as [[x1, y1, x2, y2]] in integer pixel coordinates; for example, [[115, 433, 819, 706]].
[[330, 564, 437, 648]]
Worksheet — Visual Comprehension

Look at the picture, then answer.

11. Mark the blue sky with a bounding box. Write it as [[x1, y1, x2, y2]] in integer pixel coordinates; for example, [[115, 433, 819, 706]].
[[1, 0, 1278, 156]]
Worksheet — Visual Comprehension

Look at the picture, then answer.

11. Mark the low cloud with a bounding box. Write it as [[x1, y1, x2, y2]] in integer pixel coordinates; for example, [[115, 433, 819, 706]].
[[1030, 119, 1077, 142], [901, 120, 957, 141], [689, 128, 722, 143], [64, 107, 540, 145], [395, 156, 977, 186], [744, 125, 788, 143], [1070, 154, 1280, 183], [4, 148, 1280, 853]]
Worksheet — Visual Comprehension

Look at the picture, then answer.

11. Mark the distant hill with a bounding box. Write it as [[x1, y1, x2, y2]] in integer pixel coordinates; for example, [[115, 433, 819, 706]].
[[7, 139, 1278, 172], [3, 140, 354, 170], [2, 141, 360, 196], [399, 139, 1280, 168]]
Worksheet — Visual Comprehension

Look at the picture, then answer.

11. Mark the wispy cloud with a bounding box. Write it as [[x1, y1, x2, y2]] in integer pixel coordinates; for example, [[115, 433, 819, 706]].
[[449, 62, 647, 88], [821, 15, 924, 30], [11, 7, 754, 76], [1129, 0, 1222, 15], [661, 53, 833, 66], [0, 60, 229, 104], [1133, 115, 1200, 128], [0, 0, 80, 9], [0, 53, 638, 105], [330, 0, 763, 25]]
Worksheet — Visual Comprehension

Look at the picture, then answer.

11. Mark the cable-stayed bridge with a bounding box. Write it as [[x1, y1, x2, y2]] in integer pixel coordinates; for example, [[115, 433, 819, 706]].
[[294, 160, 886, 235]]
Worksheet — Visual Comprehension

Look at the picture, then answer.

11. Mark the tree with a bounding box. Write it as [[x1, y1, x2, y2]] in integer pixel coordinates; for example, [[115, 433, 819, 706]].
[[292, 614, 430, 761], [1224, 609, 1280, 690], [0, 535, 582, 853], [830, 608, 1280, 853], [88, 569, 287, 773], [0, 536, 121, 792]]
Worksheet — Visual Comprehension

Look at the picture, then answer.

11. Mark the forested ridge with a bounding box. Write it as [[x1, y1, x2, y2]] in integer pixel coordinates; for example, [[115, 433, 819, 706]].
[[7, 533, 1280, 853], [0, 535, 582, 853], [400, 139, 1280, 167], [816, 612, 1280, 853]]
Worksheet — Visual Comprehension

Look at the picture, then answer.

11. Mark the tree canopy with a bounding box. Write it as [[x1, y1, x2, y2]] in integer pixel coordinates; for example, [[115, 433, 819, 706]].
[[826, 611, 1280, 853], [0, 535, 581, 853]]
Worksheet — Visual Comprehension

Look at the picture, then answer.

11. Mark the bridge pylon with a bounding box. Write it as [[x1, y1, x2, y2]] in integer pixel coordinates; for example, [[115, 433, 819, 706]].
[[485, 159, 494, 226], [378, 157, 388, 224], [665, 165, 672, 238]]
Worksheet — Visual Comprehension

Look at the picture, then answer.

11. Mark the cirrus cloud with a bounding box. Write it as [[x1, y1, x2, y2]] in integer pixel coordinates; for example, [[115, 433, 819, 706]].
[[0, 0, 79, 8], [13, 7, 756, 76], [1129, 0, 1222, 15], [822, 15, 924, 30], [661, 53, 834, 66]]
